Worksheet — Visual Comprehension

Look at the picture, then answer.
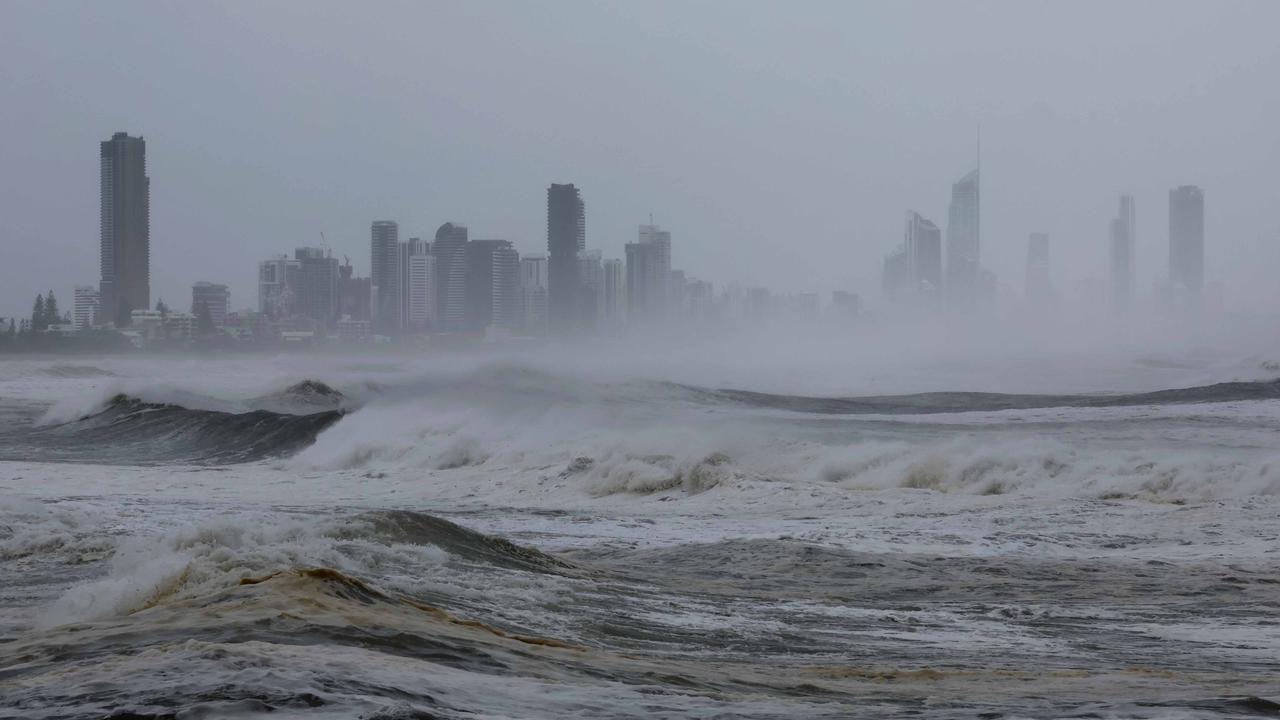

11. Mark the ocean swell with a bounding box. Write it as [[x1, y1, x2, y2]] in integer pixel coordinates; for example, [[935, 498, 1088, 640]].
[[22, 392, 344, 465]]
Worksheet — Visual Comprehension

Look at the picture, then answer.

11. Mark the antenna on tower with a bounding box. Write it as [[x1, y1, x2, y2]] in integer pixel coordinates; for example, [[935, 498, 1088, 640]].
[[976, 125, 981, 175]]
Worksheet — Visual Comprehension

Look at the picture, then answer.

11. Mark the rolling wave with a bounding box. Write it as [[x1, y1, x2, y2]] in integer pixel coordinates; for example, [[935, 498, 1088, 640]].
[[17, 393, 343, 465], [704, 378, 1280, 415], [34, 509, 570, 627], [12, 507, 1279, 719]]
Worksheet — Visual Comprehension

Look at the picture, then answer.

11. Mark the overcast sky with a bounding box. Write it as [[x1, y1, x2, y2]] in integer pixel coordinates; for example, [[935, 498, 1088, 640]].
[[2, 0, 1278, 319]]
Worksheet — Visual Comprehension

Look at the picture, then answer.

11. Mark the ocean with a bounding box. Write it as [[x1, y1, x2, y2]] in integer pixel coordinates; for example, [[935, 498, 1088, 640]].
[[2, 346, 1278, 719]]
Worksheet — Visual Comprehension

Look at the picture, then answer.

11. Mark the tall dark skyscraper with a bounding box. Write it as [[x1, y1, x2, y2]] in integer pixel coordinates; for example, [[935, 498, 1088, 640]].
[[946, 169, 980, 305], [547, 183, 585, 334], [293, 247, 339, 327], [399, 238, 421, 329], [602, 258, 624, 327], [1169, 185, 1204, 294], [371, 221, 400, 332], [465, 240, 520, 332], [636, 224, 672, 318], [99, 132, 150, 325], [884, 211, 941, 304], [1109, 194, 1136, 310], [519, 254, 549, 335], [625, 240, 658, 320], [433, 222, 469, 332], [906, 211, 942, 297]]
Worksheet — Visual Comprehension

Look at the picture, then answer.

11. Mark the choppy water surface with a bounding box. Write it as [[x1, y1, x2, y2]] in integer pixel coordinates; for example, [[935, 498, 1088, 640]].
[[1, 355, 1278, 718]]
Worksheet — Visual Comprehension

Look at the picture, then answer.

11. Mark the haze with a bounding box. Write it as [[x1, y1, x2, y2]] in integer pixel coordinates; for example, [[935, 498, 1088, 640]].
[[2, 0, 1279, 319]]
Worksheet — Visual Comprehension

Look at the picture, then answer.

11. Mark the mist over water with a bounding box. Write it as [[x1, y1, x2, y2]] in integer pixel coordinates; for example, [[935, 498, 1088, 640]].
[[2, 324, 1280, 718]]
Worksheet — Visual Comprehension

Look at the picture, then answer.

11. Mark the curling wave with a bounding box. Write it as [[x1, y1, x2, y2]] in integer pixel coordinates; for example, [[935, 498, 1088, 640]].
[[18, 393, 344, 465], [36, 509, 574, 628]]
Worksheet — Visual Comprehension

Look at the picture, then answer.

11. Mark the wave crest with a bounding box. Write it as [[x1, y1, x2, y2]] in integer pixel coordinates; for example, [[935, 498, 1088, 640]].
[[814, 440, 1280, 501], [38, 510, 575, 628], [29, 393, 343, 464]]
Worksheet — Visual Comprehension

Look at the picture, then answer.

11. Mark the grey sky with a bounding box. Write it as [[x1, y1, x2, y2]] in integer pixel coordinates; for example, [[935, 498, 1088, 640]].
[[2, 0, 1278, 319]]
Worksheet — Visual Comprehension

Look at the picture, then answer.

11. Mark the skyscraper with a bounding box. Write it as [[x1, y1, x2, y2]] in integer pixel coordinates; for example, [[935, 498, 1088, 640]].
[[406, 241, 436, 331], [602, 258, 625, 328], [577, 249, 604, 329], [99, 132, 150, 325], [547, 183, 585, 334], [519, 254, 549, 335], [1169, 185, 1204, 294], [625, 240, 657, 321], [433, 222, 469, 331], [669, 269, 687, 316], [1109, 194, 1136, 310], [637, 224, 672, 316], [399, 238, 419, 328], [293, 247, 339, 326], [946, 168, 980, 305], [465, 240, 520, 333], [623, 224, 673, 322], [906, 211, 942, 297], [1025, 233, 1052, 303], [685, 278, 714, 320], [884, 211, 941, 303], [371, 221, 400, 332]]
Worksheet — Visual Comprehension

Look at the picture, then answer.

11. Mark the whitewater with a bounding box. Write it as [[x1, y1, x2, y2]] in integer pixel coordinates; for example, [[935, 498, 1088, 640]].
[[2, 332, 1279, 719]]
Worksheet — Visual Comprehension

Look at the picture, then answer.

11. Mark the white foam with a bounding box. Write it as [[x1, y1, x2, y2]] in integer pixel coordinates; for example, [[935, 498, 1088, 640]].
[[0, 496, 115, 561], [38, 515, 449, 628]]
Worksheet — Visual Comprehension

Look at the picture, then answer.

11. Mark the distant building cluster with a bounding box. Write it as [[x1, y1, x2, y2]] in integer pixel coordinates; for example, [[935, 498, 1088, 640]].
[[880, 163, 1208, 315], [350, 196, 728, 343], [65, 132, 836, 348], [22, 129, 1216, 350], [884, 168, 992, 310]]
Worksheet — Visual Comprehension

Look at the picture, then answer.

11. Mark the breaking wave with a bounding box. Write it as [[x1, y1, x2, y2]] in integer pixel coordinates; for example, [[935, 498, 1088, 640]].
[[806, 437, 1280, 501], [274, 366, 1280, 502], [14, 504, 1280, 719], [38, 509, 570, 627], [23, 393, 343, 465], [247, 379, 354, 415], [12, 364, 1280, 502]]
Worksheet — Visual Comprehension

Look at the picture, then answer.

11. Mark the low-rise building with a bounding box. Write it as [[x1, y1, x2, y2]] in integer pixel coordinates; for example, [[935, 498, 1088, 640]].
[[336, 316, 372, 342], [191, 282, 231, 327]]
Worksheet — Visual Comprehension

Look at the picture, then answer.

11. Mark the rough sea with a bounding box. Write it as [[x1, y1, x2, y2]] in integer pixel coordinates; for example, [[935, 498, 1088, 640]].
[[2, 343, 1278, 719]]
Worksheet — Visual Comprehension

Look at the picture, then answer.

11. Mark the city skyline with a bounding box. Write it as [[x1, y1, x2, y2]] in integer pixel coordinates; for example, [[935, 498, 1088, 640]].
[[4, 2, 1279, 321], [3, 125, 1250, 339], [51, 128, 1260, 323], [3, 122, 1254, 331]]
